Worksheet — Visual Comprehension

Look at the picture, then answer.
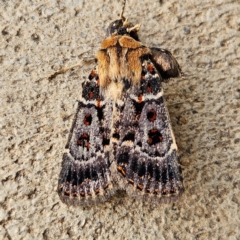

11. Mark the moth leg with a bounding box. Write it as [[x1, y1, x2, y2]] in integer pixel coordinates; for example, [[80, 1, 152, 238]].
[[150, 47, 182, 80], [48, 58, 96, 80]]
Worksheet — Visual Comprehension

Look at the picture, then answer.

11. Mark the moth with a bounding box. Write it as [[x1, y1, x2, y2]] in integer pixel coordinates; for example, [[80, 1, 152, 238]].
[[57, 3, 183, 206]]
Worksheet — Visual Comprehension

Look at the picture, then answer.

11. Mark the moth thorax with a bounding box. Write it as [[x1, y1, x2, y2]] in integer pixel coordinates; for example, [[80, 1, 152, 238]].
[[103, 81, 124, 101]]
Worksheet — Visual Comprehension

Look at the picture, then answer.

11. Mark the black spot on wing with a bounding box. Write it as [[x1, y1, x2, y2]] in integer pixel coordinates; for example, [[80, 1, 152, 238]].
[[140, 63, 161, 95], [123, 132, 135, 142], [112, 132, 120, 139], [82, 81, 99, 100], [82, 69, 101, 101], [122, 77, 131, 91]]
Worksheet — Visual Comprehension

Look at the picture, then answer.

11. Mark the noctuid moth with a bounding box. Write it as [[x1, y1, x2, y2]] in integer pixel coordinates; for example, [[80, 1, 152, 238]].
[[57, 0, 183, 205]]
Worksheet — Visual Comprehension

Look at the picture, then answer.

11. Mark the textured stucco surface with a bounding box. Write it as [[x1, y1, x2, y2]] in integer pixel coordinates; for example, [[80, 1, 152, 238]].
[[1, 0, 240, 239]]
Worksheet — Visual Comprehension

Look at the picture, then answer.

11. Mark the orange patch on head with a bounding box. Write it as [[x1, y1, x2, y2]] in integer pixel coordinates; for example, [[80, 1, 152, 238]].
[[137, 184, 143, 190]]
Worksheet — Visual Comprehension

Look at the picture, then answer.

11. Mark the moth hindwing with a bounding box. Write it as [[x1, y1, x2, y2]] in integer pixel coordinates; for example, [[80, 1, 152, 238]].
[[58, 11, 183, 206]]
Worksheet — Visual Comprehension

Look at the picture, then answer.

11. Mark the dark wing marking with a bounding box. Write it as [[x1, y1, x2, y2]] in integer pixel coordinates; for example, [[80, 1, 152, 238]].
[[113, 60, 183, 203], [150, 47, 182, 80], [58, 69, 115, 205]]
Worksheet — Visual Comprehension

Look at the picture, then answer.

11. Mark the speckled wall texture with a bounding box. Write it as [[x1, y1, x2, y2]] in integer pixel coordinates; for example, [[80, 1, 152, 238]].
[[1, 0, 240, 239]]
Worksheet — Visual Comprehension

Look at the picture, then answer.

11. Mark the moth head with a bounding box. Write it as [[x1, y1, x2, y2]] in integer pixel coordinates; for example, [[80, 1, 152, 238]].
[[106, 0, 141, 41], [106, 17, 141, 41]]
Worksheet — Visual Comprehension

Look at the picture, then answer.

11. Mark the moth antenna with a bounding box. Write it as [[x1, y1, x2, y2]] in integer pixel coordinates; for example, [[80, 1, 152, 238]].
[[120, 0, 127, 19]]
